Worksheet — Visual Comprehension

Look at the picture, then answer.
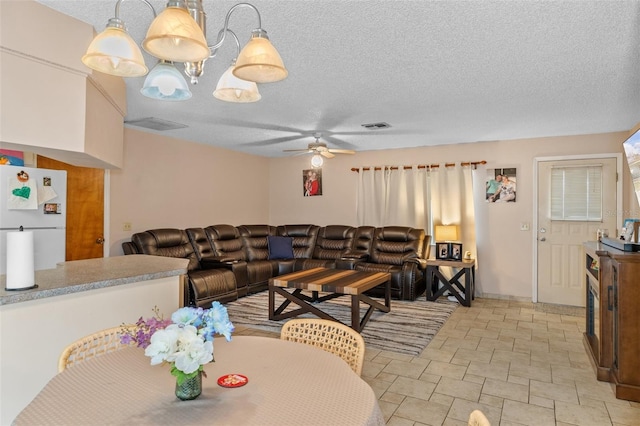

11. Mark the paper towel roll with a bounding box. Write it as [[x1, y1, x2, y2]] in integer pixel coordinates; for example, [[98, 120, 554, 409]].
[[6, 230, 35, 290]]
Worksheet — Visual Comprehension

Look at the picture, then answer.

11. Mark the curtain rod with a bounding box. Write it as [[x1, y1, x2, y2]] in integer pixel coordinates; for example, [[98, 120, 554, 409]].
[[350, 160, 486, 172]]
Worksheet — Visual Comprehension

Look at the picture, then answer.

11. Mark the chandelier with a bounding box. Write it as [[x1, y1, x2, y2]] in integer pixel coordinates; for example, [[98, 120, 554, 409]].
[[81, 0, 287, 102]]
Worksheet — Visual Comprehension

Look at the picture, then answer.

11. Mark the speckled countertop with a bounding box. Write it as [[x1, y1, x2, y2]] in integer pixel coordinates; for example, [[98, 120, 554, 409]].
[[0, 255, 188, 306]]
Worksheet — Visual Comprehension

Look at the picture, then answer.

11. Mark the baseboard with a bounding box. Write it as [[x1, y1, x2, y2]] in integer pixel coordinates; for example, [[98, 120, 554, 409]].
[[477, 292, 532, 303]]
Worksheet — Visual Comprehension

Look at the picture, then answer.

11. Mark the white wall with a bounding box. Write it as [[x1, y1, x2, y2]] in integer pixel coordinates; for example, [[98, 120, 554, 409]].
[[108, 129, 271, 255], [268, 132, 637, 301]]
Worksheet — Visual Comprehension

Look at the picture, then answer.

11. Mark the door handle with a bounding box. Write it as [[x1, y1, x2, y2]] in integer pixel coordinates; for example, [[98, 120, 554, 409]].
[[96, 237, 105, 245], [539, 237, 546, 242]]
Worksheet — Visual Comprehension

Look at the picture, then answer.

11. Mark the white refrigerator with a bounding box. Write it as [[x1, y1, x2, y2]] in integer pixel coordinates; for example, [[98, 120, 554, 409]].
[[0, 165, 67, 274]]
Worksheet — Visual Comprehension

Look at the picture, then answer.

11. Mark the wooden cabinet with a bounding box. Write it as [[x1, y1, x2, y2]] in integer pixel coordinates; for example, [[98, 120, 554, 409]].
[[583, 242, 640, 402]]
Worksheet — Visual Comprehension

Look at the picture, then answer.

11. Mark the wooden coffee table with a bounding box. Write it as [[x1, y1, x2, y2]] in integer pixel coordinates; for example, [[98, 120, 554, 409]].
[[268, 268, 391, 332]]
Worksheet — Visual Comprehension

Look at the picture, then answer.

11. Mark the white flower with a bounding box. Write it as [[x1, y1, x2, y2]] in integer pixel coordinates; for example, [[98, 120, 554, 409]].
[[144, 326, 180, 365], [136, 303, 234, 380], [174, 337, 214, 374]]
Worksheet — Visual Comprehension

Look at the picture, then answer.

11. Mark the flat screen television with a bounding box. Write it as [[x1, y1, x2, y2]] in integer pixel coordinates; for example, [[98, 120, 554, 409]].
[[623, 129, 640, 210]]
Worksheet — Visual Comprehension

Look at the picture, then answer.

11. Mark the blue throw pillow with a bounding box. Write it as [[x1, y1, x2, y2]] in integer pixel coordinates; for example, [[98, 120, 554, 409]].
[[268, 236, 294, 260]]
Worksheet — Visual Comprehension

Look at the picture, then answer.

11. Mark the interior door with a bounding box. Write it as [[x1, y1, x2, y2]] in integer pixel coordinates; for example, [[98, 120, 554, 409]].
[[537, 157, 617, 306], [37, 156, 104, 261]]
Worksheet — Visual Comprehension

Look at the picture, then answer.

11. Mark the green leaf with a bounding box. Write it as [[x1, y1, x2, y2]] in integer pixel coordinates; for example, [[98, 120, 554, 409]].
[[170, 364, 204, 385]]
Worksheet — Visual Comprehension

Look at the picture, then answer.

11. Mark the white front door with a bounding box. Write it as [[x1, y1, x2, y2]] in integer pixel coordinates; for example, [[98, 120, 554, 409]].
[[537, 157, 617, 306]]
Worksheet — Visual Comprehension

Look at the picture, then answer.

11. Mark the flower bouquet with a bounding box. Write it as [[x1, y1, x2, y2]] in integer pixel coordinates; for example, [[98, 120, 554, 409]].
[[121, 302, 234, 389]]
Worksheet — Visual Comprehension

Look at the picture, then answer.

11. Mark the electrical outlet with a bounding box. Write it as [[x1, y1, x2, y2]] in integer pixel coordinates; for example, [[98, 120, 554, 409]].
[[123, 222, 132, 232], [520, 222, 530, 231]]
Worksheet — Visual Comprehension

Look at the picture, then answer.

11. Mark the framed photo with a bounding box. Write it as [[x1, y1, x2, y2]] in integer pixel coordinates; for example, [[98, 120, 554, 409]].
[[622, 218, 640, 243], [486, 167, 517, 203], [450, 243, 463, 261], [436, 242, 450, 260], [44, 203, 61, 214], [303, 168, 322, 197]]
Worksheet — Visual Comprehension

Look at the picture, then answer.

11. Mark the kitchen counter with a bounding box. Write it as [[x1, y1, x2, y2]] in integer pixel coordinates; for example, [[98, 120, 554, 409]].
[[0, 254, 188, 305], [0, 254, 188, 425]]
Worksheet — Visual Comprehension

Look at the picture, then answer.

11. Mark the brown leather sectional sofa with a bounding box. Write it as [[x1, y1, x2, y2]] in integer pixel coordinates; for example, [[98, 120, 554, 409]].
[[123, 224, 431, 307]]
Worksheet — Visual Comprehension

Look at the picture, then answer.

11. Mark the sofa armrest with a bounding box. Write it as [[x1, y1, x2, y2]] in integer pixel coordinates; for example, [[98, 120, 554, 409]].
[[406, 258, 427, 269], [122, 241, 140, 255], [200, 256, 242, 269], [336, 258, 361, 270], [340, 251, 369, 261], [199, 257, 249, 290]]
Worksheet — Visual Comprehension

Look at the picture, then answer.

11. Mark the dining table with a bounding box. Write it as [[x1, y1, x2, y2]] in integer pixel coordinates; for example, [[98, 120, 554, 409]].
[[13, 335, 385, 425]]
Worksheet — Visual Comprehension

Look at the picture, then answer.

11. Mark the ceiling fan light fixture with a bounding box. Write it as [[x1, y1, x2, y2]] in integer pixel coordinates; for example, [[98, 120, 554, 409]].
[[311, 154, 324, 168], [140, 60, 192, 101], [233, 29, 288, 83], [81, 20, 148, 77], [213, 63, 261, 102], [142, 2, 210, 63]]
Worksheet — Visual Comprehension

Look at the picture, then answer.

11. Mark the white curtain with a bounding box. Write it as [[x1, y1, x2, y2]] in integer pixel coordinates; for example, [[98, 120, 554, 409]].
[[356, 166, 430, 229], [356, 164, 477, 258], [430, 165, 477, 259]]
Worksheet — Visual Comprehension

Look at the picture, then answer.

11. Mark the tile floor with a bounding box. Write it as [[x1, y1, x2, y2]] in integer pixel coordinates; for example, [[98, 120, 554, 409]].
[[236, 297, 640, 425]]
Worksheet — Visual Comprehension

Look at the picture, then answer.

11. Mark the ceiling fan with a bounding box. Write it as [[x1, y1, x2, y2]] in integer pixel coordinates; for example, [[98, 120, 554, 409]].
[[283, 134, 356, 162]]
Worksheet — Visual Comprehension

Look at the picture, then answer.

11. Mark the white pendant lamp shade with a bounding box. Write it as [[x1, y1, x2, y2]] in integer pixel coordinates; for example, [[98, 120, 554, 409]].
[[213, 65, 261, 103], [142, 6, 210, 63], [311, 154, 323, 168], [140, 61, 192, 101], [233, 31, 287, 83], [82, 24, 148, 77]]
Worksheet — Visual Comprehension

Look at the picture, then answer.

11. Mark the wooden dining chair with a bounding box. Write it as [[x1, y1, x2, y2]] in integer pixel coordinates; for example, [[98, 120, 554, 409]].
[[280, 318, 365, 376], [57, 326, 134, 372], [468, 409, 491, 426]]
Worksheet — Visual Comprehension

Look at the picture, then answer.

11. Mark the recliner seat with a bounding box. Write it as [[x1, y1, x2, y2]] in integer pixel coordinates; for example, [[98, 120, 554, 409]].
[[131, 228, 238, 307]]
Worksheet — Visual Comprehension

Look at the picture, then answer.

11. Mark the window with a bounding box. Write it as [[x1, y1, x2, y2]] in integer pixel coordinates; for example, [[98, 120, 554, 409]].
[[550, 165, 602, 221]]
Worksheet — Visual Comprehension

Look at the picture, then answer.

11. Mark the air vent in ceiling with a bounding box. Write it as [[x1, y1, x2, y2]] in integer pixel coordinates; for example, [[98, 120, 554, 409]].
[[361, 122, 391, 130], [125, 117, 188, 131]]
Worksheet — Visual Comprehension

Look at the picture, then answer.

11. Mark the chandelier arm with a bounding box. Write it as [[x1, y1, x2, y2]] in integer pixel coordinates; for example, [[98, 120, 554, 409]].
[[208, 3, 262, 54], [114, 0, 157, 20], [210, 28, 241, 60]]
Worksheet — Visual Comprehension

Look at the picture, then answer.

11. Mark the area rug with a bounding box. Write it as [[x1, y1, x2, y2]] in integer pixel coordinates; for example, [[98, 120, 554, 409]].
[[224, 291, 457, 356]]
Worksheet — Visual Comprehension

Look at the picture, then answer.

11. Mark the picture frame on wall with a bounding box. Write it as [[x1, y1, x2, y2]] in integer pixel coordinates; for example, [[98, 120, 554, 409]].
[[303, 168, 322, 196], [436, 243, 450, 260], [450, 243, 463, 261], [486, 167, 517, 203]]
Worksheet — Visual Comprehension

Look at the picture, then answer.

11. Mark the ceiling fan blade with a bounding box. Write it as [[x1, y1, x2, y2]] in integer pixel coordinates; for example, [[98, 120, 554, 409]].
[[328, 149, 355, 154], [283, 148, 313, 153], [321, 151, 335, 159], [243, 135, 308, 147], [320, 135, 358, 149]]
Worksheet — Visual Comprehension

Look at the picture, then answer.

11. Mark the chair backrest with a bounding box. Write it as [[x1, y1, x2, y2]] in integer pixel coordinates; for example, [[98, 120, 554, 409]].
[[237, 225, 276, 261], [204, 224, 246, 261], [280, 318, 365, 376], [313, 225, 355, 260], [185, 227, 216, 261], [276, 224, 320, 259], [58, 326, 133, 372], [468, 409, 491, 426], [132, 228, 200, 271], [370, 226, 425, 265], [344, 225, 376, 258]]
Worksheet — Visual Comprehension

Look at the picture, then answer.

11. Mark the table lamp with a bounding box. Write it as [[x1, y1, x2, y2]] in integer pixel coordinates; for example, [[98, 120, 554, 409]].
[[435, 225, 459, 242]]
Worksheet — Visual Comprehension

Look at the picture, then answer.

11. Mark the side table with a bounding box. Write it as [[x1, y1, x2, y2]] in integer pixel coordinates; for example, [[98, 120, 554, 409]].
[[426, 258, 476, 306]]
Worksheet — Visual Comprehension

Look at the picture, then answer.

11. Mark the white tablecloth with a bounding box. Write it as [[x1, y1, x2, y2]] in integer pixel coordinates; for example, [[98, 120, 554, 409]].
[[13, 336, 385, 425]]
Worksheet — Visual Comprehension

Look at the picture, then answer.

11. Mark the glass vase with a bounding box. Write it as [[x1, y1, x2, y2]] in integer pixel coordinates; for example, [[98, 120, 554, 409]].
[[175, 371, 202, 401]]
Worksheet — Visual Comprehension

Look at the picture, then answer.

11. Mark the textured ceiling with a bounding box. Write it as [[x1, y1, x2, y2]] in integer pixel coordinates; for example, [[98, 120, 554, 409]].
[[37, 0, 640, 157]]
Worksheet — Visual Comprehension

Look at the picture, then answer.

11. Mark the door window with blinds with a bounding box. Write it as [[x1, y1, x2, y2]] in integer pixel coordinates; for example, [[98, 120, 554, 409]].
[[550, 165, 603, 221]]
